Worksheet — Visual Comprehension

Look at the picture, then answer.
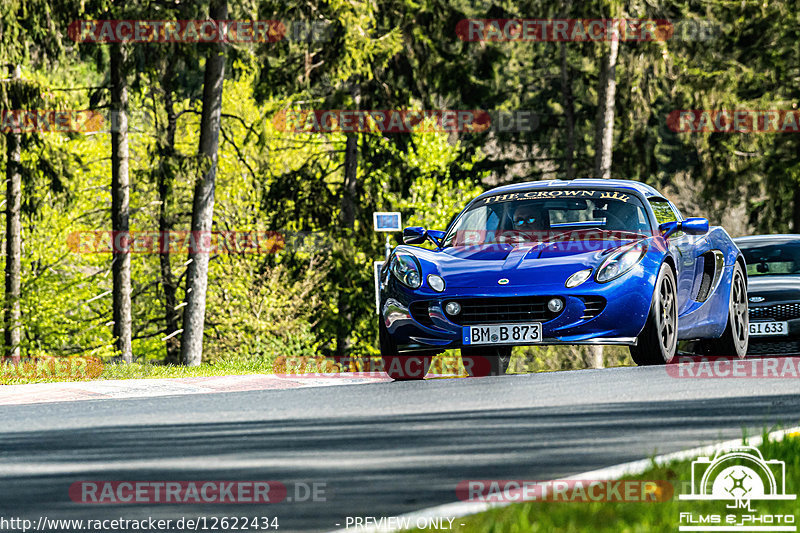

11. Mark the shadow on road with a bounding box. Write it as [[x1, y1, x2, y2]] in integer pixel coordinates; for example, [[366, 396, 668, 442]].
[[0, 391, 798, 531]]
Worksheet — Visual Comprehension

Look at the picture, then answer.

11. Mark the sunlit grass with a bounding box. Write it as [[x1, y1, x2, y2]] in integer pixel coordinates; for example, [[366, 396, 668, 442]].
[[415, 431, 800, 533], [0, 344, 652, 386], [0, 356, 280, 385], [98, 358, 279, 381]]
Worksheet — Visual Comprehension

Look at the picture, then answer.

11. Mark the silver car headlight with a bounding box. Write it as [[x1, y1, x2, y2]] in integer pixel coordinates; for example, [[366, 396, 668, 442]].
[[427, 274, 445, 292], [390, 251, 422, 289], [565, 268, 593, 288], [596, 242, 647, 283]]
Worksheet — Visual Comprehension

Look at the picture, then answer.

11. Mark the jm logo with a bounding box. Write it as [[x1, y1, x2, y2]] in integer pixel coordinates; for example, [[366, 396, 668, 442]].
[[678, 445, 796, 531], [727, 498, 755, 511], [680, 445, 795, 505]]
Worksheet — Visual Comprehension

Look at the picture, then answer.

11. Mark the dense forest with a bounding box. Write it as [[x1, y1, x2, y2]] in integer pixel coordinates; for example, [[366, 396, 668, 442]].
[[1, 0, 798, 369]]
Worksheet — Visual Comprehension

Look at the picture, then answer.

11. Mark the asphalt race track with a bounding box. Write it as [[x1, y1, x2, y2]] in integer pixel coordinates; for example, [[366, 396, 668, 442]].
[[1, 365, 799, 532]]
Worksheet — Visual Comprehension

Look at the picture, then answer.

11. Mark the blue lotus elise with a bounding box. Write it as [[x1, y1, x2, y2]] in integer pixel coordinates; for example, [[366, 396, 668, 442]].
[[377, 179, 748, 379]]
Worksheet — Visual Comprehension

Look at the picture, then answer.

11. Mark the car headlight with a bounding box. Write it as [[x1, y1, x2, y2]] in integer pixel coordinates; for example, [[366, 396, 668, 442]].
[[390, 251, 422, 289], [427, 274, 445, 292], [596, 242, 647, 283], [566, 268, 593, 288]]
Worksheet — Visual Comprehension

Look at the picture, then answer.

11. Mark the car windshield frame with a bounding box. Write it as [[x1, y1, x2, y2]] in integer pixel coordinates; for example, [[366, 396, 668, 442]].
[[442, 188, 653, 248]]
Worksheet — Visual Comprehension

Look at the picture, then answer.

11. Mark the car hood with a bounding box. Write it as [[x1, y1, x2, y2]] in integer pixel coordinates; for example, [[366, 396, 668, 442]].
[[407, 234, 647, 288], [746, 275, 800, 303]]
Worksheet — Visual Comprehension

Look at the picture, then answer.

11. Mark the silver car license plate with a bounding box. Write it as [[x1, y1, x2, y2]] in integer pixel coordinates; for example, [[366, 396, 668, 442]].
[[463, 323, 542, 345], [749, 321, 788, 337]]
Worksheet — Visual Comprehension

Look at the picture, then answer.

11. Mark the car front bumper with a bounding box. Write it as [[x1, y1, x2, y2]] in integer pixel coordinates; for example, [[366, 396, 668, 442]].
[[381, 269, 654, 353]]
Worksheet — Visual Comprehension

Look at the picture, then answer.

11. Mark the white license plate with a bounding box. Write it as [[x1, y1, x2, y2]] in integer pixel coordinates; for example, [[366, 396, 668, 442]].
[[463, 323, 542, 345], [749, 321, 788, 337]]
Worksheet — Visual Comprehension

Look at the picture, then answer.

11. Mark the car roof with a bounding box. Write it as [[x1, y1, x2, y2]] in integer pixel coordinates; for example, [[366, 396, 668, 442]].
[[734, 234, 800, 246], [477, 178, 663, 199]]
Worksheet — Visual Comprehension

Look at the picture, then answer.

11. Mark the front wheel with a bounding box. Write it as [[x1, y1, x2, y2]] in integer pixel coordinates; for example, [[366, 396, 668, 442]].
[[379, 319, 397, 357], [379, 320, 436, 380], [698, 262, 749, 358], [630, 263, 678, 365]]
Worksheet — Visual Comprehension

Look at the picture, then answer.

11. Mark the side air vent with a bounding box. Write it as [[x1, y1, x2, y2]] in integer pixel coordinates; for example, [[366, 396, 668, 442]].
[[409, 301, 435, 327], [581, 296, 606, 319], [695, 250, 724, 303]]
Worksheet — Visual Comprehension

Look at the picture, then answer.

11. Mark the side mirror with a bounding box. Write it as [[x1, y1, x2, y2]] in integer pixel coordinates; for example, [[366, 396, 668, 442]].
[[427, 230, 446, 248], [403, 226, 427, 244], [681, 217, 709, 235], [659, 221, 680, 239], [659, 218, 709, 239]]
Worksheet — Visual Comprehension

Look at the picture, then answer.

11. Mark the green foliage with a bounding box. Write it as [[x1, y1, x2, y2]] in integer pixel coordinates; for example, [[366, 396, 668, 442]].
[[382, 120, 486, 229], [4, 0, 800, 374], [327, 0, 404, 83], [204, 260, 328, 363]]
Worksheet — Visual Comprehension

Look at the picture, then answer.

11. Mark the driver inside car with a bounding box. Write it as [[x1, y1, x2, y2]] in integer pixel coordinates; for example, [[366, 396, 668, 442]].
[[509, 204, 547, 241]]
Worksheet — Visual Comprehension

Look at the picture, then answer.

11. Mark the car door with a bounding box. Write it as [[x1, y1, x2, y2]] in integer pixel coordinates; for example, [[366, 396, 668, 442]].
[[648, 198, 696, 314]]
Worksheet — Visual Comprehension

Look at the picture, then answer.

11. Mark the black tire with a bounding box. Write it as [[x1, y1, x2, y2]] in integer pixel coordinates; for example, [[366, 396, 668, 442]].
[[461, 346, 512, 377], [379, 321, 434, 380], [698, 262, 749, 358], [379, 319, 397, 357], [630, 263, 678, 365]]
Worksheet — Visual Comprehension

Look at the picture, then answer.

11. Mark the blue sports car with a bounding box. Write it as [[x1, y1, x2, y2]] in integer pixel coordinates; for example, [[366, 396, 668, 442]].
[[377, 179, 748, 380]]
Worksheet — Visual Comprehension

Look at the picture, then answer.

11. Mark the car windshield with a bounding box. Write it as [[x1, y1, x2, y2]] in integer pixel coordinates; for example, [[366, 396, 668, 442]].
[[443, 189, 651, 247], [739, 240, 800, 276]]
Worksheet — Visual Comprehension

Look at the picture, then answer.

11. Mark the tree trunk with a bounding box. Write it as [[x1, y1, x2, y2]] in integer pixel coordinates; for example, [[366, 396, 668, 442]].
[[336, 82, 361, 359], [181, 0, 228, 366], [110, 44, 133, 363], [4, 65, 22, 363], [594, 30, 619, 179], [340, 132, 359, 228], [159, 58, 181, 364], [339, 79, 362, 229], [587, 25, 620, 370], [560, 43, 576, 179]]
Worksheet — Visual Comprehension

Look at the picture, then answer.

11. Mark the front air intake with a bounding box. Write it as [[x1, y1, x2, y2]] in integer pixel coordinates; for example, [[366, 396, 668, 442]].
[[580, 296, 606, 319]]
